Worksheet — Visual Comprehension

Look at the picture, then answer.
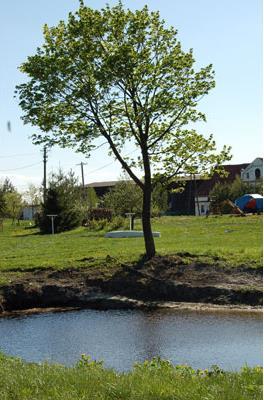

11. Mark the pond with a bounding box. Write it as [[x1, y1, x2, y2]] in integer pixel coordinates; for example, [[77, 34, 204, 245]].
[[0, 309, 262, 371]]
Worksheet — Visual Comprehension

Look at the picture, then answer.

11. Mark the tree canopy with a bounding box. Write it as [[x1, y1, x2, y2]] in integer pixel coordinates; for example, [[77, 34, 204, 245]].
[[38, 170, 83, 233], [103, 178, 143, 216], [17, 2, 231, 257]]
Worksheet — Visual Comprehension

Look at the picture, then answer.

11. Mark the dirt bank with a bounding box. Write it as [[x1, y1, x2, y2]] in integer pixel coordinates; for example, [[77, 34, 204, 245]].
[[0, 255, 262, 315]]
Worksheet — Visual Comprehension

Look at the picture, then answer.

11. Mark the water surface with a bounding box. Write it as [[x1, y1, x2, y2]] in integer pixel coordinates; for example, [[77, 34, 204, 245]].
[[0, 309, 262, 371]]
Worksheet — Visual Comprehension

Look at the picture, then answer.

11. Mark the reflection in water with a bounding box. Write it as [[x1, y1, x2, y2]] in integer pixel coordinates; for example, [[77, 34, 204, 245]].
[[136, 312, 163, 360], [0, 309, 262, 371]]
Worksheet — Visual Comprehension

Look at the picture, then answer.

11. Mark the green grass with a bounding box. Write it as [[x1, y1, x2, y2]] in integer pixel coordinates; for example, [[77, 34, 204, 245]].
[[0, 354, 262, 400], [0, 215, 262, 272]]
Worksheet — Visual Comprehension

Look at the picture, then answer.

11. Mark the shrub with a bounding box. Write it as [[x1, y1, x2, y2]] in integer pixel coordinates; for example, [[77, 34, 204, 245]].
[[103, 179, 142, 216], [87, 208, 113, 221], [38, 170, 83, 234], [87, 218, 109, 231], [108, 216, 126, 231]]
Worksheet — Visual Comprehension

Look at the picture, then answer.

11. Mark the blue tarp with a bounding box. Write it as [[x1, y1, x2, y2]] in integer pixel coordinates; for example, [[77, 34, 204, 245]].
[[235, 194, 263, 212]]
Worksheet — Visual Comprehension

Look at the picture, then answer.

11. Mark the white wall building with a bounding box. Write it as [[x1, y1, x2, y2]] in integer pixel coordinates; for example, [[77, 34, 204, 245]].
[[194, 158, 263, 216], [240, 157, 263, 183], [195, 196, 210, 216]]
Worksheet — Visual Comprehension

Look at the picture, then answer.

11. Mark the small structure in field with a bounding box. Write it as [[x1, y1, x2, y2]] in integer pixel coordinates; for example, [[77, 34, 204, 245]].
[[235, 194, 263, 213], [105, 212, 160, 238]]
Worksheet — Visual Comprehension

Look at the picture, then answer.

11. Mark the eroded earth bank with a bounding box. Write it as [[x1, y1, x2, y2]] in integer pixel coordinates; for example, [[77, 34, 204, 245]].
[[0, 255, 262, 316]]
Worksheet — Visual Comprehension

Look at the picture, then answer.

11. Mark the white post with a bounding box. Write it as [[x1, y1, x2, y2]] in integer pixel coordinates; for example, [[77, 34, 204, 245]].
[[51, 216, 54, 234], [47, 214, 58, 234], [125, 213, 135, 231]]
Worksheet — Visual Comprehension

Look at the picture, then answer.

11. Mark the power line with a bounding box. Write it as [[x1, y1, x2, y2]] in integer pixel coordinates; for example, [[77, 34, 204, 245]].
[[0, 161, 42, 172], [86, 148, 138, 174], [87, 160, 116, 174], [0, 153, 38, 158]]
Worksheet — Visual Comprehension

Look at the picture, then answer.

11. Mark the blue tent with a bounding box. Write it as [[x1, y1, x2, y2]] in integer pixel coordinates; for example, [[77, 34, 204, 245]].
[[235, 194, 263, 212]]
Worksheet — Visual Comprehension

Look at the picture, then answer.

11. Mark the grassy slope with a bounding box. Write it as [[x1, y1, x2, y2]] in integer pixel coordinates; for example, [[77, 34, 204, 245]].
[[0, 354, 262, 400], [0, 215, 262, 273]]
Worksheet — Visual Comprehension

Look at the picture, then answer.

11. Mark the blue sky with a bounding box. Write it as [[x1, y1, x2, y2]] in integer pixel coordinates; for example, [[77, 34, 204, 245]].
[[0, 0, 262, 191]]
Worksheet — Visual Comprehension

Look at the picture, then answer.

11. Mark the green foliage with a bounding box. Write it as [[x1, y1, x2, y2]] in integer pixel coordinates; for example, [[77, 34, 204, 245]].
[[16, 2, 230, 178], [0, 178, 17, 218], [108, 215, 127, 231], [76, 354, 104, 370], [16, 2, 231, 257], [39, 170, 82, 233], [0, 177, 15, 194], [86, 187, 98, 208], [87, 218, 109, 231], [0, 353, 262, 400], [0, 191, 6, 218], [24, 183, 42, 206], [87, 215, 127, 232], [3, 191, 24, 222], [87, 207, 113, 221], [103, 180, 143, 216], [229, 175, 263, 200], [152, 182, 168, 214], [210, 176, 263, 213]]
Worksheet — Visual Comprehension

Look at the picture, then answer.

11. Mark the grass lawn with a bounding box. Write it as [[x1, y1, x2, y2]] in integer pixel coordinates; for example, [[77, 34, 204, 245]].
[[0, 215, 262, 273], [0, 353, 262, 400]]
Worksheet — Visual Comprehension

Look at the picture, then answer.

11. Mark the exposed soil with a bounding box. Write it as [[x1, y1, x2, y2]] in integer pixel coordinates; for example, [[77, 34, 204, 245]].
[[0, 255, 262, 315]]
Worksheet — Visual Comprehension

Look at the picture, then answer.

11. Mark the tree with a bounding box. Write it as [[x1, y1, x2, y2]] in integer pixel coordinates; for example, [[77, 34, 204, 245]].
[[4, 191, 24, 224], [210, 176, 263, 213], [86, 187, 98, 209], [39, 170, 83, 233], [16, 2, 231, 258], [0, 191, 6, 218], [229, 176, 262, 201], [0, 177, 15, 194], [103, 179, 143, 216], [152, 181, 168, 215], [24, 183, 42, 206]]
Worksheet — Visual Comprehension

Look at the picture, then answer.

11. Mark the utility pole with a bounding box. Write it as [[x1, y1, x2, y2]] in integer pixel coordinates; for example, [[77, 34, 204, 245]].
[[77, 161, 87, 199], [43, 146, 48, 205]]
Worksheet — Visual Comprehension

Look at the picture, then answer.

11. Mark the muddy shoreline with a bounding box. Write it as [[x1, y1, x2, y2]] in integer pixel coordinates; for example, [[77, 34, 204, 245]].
[[0, 255, 262, 316]]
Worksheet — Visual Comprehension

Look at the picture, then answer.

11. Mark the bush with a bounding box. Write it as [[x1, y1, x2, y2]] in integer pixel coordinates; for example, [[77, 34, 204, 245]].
[[38, 170, 83, 234], [103, 179, 142, 216], [87, 218, 109, 231], [39, 189, 82, 233], [108, 216, 126, 231], [87, 208, 112, 221], [87, 216, 127, 232]]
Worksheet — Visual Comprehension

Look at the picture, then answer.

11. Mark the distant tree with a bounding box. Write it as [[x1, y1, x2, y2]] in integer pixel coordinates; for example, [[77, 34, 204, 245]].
[[103, 179, 143, 216], [38, 170, 83, 233], [17, 2, 231, 257], [25, 183, 42, 206], [1, 177, 15, 193], [209, 175, 263, 213], [4, 191, 24, 224], [75, 186, 98, 224], [0, 191, 6, 218], [211, 176, 263, 203], [152, 182, 168, 215], [87, 187, 98, 208]]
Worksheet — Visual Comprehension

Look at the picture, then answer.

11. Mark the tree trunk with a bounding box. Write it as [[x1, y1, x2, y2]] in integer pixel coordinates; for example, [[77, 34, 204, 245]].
[[142, 179, 156, 259]]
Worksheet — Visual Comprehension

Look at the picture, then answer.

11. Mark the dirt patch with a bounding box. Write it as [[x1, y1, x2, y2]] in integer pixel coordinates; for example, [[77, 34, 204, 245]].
[[0, 255, 262, 314]]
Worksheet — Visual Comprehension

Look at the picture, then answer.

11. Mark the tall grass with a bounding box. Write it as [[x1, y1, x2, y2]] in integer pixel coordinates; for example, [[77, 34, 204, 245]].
[[0, 353, 262, 400]]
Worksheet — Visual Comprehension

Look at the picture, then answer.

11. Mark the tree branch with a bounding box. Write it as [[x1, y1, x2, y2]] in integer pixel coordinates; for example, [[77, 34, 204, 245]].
[[148, 106, 186, 149], [87, 96, 144, 189]]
